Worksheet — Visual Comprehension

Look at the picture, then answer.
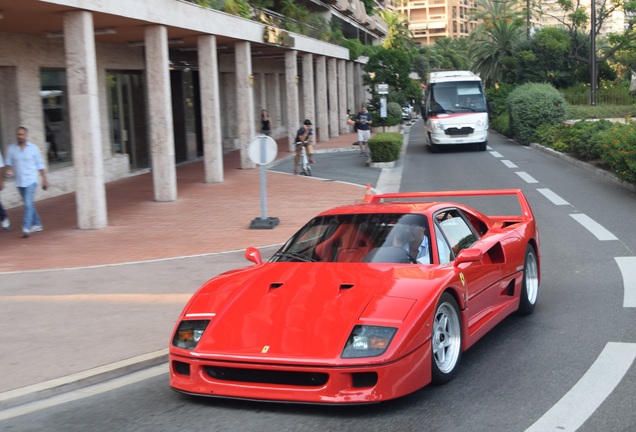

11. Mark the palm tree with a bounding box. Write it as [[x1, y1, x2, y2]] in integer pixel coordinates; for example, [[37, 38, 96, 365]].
[[379, 9, 416, 52], [471, 19, 525, 86]]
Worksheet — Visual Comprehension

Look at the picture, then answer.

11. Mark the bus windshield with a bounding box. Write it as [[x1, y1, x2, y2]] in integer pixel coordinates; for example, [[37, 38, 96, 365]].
[[429, 81, 486, 114]]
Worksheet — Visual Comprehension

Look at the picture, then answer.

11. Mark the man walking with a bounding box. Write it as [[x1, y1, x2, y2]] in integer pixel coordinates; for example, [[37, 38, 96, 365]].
[[6, 126, 48, 237], [0, 150, 10, 230], [356, 105, 372, 157]]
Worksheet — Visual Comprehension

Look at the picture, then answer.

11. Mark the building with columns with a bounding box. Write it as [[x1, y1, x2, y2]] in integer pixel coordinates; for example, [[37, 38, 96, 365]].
[[0, 0, 387, 229]]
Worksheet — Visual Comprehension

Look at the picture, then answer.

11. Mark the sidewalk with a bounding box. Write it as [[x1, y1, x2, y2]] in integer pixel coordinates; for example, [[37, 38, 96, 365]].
[[0, 133, 364, 273], [0, 131, 376, 410]]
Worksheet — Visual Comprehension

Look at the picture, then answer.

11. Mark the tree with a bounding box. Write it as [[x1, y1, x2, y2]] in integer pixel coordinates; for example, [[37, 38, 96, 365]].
[[363, 47, 419, 109], [539, 0, 636, 73], [471, 19, 525, 86], [517, 27, 579, 88], [379, 9, 416, 52]]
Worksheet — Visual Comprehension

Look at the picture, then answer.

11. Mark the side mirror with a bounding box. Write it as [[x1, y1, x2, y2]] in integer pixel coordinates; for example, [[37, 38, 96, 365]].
[[245, 247, 262, 265], [454, 248, 483, 266]]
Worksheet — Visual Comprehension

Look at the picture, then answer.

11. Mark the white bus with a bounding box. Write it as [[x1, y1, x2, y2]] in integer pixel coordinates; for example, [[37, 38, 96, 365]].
[[424, 70, 489, 152]]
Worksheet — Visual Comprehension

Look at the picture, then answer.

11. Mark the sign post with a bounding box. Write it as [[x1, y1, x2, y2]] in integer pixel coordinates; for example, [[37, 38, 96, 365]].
[[248, 135, 280, 229], [378, 83, 388, 132]]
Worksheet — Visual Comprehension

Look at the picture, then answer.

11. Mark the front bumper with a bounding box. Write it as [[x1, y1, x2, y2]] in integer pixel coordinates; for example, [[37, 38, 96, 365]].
[[429, 130, 488, 145], [169, 342, 431, 404]]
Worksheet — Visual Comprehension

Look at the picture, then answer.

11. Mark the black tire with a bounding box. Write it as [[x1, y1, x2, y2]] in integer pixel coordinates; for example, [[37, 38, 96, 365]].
[[518, 244, 539, 315], [431, 292, 462, 384], [478, 141, 487, 151], [430, 143, 440, 153]]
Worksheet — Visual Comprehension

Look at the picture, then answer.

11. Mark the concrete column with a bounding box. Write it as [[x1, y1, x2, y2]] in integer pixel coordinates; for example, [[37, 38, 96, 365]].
[[338, 59, 347, 134], [327, 57, 339, 138], [272, 74, 282, 134], [285, 50, 299, 152], [198, 35, 223, 183], [354, 62, 365, 108], [64, 11, 108, 229], [145, 25, 177, 201], [315, 56, 328, 143], [265, 74, 279, 135], [235, 42, 256, 169], [346, 61, 355, 120], [302, 54, 315, 127]]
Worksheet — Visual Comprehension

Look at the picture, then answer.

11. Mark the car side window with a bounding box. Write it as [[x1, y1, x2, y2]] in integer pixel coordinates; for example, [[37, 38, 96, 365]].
[[435, 209, 477, 260], [435, 224, 452, 264]]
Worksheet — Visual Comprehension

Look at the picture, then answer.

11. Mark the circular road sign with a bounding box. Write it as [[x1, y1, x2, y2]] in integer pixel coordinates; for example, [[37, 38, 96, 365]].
[[248, 135, 278, 165]]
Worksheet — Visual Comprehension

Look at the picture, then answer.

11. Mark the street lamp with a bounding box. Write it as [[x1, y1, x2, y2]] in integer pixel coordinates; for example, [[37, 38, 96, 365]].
[[590, 0, 597, 106]]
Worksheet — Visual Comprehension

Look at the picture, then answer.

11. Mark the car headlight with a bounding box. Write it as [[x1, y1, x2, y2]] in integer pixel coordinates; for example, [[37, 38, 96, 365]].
[[476, 118, 486, 128], [431, 120, 443, 131], [172, 320, 210, 350], [342, 325, 397, 358]]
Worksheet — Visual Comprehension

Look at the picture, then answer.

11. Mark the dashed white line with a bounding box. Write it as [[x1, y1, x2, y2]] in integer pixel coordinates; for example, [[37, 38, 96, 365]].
[[525, 342, 636, 432], [516, 171, 539, 183], [501, 160, 518, 168], [490, 151, 503, 158], [570, 214, 618, 241], [537, 188, 570, 206], [615, 257, 636, 307]]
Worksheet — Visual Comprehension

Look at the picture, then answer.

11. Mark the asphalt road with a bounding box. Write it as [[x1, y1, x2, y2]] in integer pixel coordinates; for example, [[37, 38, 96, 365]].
[[2, 122, 635, 432]]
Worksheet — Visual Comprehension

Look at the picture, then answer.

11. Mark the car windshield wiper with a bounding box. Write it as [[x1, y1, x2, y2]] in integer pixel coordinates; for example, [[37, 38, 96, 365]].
[[272, 251, 316, 262]]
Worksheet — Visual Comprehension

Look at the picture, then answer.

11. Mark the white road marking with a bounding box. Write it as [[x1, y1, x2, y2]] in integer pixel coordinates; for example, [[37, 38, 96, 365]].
[[525, 342, 636, 432], [0, 364, 168, 421], [501, 160, 518, 168], [516, 171, 539, 183], [487, 145, 493, 150], [490, 151, 503, 158], [537, 188, 570, 206], [615, 257, 636, 307], [570, 214, 618, 241]]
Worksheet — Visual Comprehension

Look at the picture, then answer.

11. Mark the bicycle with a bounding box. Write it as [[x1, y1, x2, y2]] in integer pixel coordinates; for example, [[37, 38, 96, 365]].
[[295, 140, 312, 176]]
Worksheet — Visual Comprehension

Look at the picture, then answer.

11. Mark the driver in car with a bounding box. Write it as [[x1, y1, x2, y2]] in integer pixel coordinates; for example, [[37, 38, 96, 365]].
[[392, 218, 430, 264]]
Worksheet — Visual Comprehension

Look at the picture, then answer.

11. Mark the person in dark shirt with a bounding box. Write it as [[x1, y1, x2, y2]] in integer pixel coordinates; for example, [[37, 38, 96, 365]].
[[355, 105, 372, 157]]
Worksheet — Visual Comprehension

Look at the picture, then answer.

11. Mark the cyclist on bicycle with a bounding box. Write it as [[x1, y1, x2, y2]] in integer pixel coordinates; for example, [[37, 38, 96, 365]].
[[294, 119, 314, 175]]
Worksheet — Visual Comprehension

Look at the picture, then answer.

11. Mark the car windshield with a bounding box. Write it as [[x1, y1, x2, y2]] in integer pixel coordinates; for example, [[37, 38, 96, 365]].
[[270, 213, 431, 264]]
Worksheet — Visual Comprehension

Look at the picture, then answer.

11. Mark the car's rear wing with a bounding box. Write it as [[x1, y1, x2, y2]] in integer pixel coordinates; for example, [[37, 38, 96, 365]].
[[367, 189, 534, 220]]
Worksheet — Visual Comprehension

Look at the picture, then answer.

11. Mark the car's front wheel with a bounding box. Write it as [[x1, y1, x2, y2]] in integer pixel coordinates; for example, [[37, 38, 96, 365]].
[[518, 244, 539, 315], [431, 292, 462, 384]]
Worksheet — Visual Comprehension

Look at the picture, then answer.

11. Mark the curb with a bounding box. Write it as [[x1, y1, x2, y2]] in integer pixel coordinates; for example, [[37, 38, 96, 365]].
[[0, 350, 167, 411], [529, 142, 636, 193]]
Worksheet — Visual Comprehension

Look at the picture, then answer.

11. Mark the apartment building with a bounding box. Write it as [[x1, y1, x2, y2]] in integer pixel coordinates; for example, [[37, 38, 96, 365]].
[[0, 0, 386, 230], [397, 0, 478, 47]]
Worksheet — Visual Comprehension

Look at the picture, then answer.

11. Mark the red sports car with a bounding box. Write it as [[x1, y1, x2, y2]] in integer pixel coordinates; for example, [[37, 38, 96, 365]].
[[169, 189, 540, 403]]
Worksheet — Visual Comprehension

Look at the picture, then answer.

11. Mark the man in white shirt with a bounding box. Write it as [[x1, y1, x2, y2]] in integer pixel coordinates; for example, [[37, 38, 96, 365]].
[[5, 126, 49, 237], [0, 151, 9, 230], [391, 217, 431, 264]]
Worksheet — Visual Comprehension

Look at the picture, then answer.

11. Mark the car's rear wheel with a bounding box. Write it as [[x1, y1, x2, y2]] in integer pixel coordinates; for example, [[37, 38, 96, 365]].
[[518, 244, 539, 315], [431, 292, 462, 384]]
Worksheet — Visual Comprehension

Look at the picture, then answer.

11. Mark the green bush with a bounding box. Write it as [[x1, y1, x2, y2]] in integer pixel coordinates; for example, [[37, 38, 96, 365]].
[[507, 83, 567, 145], [596, 122, 636, 184], [562, 120, 613, 161], [533, 123, 565, 148], [370, 111, 400, 127], [368, 132, 403, 162], [486, 84, 516, 117], [387, 102, 402, 120], [491, 112, 512, 137]]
